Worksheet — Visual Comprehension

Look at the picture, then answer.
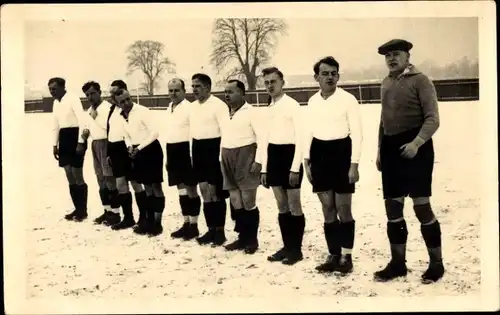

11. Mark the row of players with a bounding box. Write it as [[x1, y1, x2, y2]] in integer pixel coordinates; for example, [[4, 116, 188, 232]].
[[49, 39, 444, 284]]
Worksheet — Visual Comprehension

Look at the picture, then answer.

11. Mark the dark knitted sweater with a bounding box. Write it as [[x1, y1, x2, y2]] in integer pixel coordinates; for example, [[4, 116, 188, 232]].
[[378, 65, 440, 147]]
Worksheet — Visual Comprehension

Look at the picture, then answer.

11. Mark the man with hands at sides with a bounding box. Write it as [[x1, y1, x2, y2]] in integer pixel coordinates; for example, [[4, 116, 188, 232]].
[[303, 56, 363, 275], [260, 67, 306, 266]]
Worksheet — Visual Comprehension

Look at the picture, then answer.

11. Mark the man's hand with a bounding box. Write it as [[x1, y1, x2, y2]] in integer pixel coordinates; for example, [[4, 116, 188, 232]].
[[53, 145, 59, 161], [129, 147, 139, 159], [376, 149, 382, 172], [76, 143, 86, 155], [348, 163, 360, 184], [250, 162, 262, 175], [304, 159, 313, 184], [260, 173, 269, 188], [400, 141, 420, 159], [81, 129, 90, 141], [106, 156, 112, 168], [289, 171, 300, 187]]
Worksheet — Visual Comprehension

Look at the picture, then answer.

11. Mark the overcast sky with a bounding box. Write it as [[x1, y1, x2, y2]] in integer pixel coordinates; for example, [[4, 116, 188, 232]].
[[25, 17, 478, 94]]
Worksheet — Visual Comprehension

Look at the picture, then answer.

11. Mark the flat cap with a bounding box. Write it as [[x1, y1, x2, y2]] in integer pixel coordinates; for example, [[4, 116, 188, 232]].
[[378, 39, 413, 55]]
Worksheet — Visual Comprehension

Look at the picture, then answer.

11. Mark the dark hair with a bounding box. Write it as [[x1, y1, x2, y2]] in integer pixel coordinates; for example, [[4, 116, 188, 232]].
[[82, 81, 101, 93], [111, 80, 128, 90], [313, 56, 340, 75], [48, 77, 66, 87], [227, 79, 246, 95], [261, 67, 284, 80], [169, 78, 186, 91], [191, 73, 212, 87]]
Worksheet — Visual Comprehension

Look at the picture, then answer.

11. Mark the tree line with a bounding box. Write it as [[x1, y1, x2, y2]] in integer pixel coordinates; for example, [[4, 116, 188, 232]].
[[126, 18, 479, 95]]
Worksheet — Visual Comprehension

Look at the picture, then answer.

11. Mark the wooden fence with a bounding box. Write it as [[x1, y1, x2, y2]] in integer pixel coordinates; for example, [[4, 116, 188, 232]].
[[25, 78, 479, 113]]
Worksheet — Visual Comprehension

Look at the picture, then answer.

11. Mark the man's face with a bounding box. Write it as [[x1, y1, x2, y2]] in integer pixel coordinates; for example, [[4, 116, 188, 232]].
[[48, 82, 64, 99], [224, 82, 243, 108], [263, 72, 284, 98], [191, 78, 210, 101], [109, 86, 121, 105], [115, 91, 133, 111], [385, 50, 409, 73], [84, 86, 102, 106], [315, 63, 339, 93], [168, 80, 186, 105]]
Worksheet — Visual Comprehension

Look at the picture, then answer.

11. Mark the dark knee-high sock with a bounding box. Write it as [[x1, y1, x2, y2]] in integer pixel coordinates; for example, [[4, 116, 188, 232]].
[[78, 184, 88, 213], [119, 192, 133, 220], [179, 195, 190, 222], [214, 200, 227, 229], [108, 189, 121, 214], [99, 188, 111, 211], [246, 207, 260, 242], [290, 214, 306, 252], [230, 203, 241, 232], [340, 220, 356, 255], [187, 196, 201, 224], [155, 196, 165, 213], [324, 221, 341, 257], [154, 196, 165, 225], [146, 194, 155, 225], [278, 212, 292, 249], [387, 220, 409, 263], [416, 204, 443, 264], [203, 202, 215, 229], [134, 191, 148, 224], [69, 184, 78, 209]]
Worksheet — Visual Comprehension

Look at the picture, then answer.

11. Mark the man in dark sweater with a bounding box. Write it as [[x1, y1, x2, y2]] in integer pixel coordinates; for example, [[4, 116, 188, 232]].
[[373, 39, 445, 284]]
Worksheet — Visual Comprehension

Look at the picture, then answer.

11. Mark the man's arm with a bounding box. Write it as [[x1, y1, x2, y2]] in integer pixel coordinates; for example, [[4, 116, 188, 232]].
[[250, 106, 265, 165], [137, 108, 159, 151], [414, 74, 440, 146], [302, 100, 314, 162], [52, 108, 60, 147], [214, 100, 229, 161], [70, 96, 89, 143], [259, 109, 270, 173], [378, 114, 384, 150], [347, 95, 363, 164], [290, 103, 303, 173]]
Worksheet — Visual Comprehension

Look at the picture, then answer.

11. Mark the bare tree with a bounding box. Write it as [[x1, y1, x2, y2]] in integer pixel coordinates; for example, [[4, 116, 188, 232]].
[[210, 18, 288, 91], [126, 40, 176, 95]]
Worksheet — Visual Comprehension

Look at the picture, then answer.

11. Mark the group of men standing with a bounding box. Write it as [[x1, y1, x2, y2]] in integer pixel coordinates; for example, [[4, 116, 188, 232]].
[[49, 38, 445, 284]]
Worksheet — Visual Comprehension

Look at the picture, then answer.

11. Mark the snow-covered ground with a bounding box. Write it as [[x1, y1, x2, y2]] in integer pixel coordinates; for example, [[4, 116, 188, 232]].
[[17, 101, 497, 312]]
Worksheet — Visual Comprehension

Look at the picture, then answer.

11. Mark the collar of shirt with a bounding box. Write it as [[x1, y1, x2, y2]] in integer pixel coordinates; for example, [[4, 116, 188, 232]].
[[221, 102, 259, 149], [229, 102, 248, 118]]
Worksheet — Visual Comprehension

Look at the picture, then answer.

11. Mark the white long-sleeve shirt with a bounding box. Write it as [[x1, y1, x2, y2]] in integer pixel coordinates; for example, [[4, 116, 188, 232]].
[[303, 87, 363, 163], [261, 93, 303, 173], [221, 103, 265, 163], [107, 105, 130, 146], [189, 95, 228, 140], [165, 99, 191, 144], [51, 92, 87, 146], [84, 100, 112, 141], [122, 103, 159, 150]]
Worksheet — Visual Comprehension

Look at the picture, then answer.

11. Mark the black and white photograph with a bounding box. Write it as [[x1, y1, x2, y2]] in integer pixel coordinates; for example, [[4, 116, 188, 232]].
[[2, 1, 498, 313]]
